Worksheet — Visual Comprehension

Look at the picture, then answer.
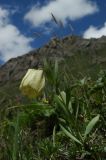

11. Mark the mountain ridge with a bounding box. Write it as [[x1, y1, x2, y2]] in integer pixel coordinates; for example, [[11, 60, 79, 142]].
[[0, 35, 106, 83]]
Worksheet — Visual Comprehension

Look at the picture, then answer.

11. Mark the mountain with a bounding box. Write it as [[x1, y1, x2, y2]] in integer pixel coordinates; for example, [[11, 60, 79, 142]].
[[0, 35, 106, 107]]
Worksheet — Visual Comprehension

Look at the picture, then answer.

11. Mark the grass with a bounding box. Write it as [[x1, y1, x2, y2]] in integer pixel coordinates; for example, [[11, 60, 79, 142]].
[[0, 61, 106, 160]]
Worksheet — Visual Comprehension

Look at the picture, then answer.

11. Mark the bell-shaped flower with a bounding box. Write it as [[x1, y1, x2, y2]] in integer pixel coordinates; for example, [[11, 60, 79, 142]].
[[20, 69, 45, 98]]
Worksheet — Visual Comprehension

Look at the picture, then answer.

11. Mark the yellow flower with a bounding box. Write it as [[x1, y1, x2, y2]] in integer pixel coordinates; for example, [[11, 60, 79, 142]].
[[20, 69, 45, 98]]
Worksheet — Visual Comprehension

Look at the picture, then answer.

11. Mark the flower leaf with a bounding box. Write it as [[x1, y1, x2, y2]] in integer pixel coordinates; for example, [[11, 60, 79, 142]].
[[84, 114, 100, 140]]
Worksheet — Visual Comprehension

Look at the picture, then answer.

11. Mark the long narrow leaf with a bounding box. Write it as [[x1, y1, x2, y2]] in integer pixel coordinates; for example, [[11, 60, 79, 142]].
[[53, 126, 56, 147], [54, 95, 69, 117], [84, 114, 100, 140], [60, 125, 82, 145]]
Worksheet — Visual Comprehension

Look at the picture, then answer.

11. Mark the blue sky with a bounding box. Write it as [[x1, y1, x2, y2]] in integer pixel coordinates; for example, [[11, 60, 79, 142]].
[[0, 0, 106, 62]]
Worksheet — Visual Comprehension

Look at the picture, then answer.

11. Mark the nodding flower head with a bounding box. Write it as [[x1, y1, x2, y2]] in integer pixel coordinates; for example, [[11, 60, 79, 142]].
[[20, 69, 45, 98]]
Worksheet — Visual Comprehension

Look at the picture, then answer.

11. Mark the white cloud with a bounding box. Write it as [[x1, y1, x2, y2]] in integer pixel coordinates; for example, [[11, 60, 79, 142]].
[[0, 7, 9, 26], [0, 7, 33, 62], [24, 0, 98, 27], [83, 22, 106, 39]]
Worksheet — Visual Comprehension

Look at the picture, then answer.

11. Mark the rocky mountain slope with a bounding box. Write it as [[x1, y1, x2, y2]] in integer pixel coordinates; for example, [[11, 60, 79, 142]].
[[0, 35, 106, 84], [0, 35, 106, 109]]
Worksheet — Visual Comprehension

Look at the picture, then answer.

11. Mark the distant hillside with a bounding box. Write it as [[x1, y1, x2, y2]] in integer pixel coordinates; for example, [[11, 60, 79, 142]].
[[0, 35, 106, 108]]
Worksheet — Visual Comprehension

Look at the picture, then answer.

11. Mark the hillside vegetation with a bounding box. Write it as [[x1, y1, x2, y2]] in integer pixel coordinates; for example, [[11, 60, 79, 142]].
[[0, 36, 106, 159]]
